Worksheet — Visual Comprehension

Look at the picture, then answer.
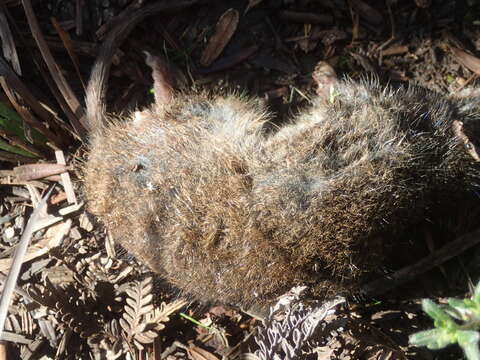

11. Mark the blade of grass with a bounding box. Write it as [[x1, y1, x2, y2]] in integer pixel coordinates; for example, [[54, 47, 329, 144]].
[[0, 102, 45, 143], [0, 149, 36, 163], [0, 131, 42, 157], [0, 137, 36, 157], [179, 313, 214, 331]]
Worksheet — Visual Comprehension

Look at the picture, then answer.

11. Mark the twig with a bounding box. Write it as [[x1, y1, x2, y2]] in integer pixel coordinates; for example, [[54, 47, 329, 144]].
[[362, 228, 480, 296], [95, 0, 145, 40], [0, 186, 53, 340], [54, 150, 76, 204], [51, 17, 86, 90], [75, 0, 83, 36]]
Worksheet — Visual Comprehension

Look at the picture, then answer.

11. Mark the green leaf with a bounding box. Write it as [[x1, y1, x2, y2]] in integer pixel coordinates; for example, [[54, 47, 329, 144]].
[[0, 103, 46, 145], [409, 328, 457, 350], [458, 331, 480, 360], [448, 299, 474, 321], [422, 299, 457, 328], [0, 137, 37, 158]]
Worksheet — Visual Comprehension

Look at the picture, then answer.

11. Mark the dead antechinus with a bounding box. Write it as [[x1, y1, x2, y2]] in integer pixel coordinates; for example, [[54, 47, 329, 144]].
[[83, 54, 480, 308]]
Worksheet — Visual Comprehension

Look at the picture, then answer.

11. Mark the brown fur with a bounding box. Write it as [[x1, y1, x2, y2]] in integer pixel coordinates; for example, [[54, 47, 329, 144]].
[[83, 57, 480, 307]]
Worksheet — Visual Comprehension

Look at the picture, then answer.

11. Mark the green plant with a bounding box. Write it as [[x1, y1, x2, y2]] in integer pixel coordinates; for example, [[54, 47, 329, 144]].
[[0, 102, 47, 158], [409, 282, 480, 360]]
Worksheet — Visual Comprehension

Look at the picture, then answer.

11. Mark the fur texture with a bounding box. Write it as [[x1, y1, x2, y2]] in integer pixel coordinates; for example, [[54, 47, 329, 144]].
[[83, 62, 480, 307]]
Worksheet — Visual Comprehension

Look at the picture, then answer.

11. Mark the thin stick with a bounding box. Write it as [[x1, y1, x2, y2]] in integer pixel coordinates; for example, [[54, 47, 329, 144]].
[[362, 228, 480, 296], [0, 186, 53, 340]]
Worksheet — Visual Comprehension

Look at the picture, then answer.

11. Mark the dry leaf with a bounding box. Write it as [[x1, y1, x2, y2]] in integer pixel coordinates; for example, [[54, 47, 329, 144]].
[[451, 47, 480, 76], [200, 8, 239, 67], [187, 344, 220, 360]]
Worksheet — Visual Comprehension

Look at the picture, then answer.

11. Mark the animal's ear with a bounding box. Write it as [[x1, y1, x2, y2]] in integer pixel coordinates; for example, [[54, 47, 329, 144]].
[[453, 120, 480, 162], [144, 51, 173, 107], [449, 88, 480, 162], [312, 61, 338, 100]]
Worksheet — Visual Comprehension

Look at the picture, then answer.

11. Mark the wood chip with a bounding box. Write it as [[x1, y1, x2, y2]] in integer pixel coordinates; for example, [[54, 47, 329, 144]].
[[55, 150, 77, 204], [58, 201, 83, 216], [0, 330, 31, 344], [381, 45, 409, 57], [78, 213, 93, 232], [13, 163, 66, 181], [200, 8, 239, 67]]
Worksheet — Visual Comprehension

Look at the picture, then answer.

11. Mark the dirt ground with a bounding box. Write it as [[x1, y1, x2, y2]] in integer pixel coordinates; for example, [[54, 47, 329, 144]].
[[1, 0, 480, 359]]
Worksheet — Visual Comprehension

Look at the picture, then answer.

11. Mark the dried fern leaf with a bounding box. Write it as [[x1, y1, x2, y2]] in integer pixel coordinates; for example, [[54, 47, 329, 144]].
[[145, 299, 188, 331], [120, 278, 187, 351], [120, 277, 154, 341]]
